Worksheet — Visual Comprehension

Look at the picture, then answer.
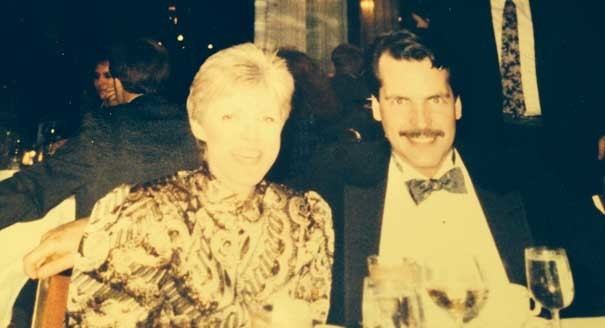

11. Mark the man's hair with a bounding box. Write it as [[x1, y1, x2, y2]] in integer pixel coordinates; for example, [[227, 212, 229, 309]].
[[366, 29, 460, 97], [108, 38, 170, 94], [331, 43, 364, 76], [186, 43, 294, 124]]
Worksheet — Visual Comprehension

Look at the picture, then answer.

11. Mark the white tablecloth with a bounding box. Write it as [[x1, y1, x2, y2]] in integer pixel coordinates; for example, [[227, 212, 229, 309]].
[[0, 170, 75, 326]]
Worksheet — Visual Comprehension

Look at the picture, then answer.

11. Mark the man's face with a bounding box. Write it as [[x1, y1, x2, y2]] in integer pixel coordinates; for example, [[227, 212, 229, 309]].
[[192, 86, 286, 193], [372, 55, 461, 177]]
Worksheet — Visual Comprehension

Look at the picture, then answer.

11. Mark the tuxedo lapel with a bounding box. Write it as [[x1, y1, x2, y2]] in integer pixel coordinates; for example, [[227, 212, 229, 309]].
[[474, 184, 533, 285], [333, 141, 390, 327], [340, 178, 387, 327]]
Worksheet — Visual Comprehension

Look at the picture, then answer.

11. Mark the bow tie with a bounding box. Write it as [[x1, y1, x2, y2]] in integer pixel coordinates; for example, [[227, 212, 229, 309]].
[[406, 167, 467, 205]]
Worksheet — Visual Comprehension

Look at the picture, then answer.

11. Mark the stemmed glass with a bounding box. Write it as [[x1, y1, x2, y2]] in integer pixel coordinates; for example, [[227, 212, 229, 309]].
[[525, 247, 574, 328], [363, 256, 425, 328], [423, 255, 489, 328]]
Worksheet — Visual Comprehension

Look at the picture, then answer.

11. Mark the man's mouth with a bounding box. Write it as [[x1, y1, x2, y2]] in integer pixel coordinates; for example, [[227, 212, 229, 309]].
[[399, 129, 445, 138], [406, 135, 437, 144]]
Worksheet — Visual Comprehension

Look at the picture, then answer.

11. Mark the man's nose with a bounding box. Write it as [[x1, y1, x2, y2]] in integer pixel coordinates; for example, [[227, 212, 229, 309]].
[[411, 103, 431, 128]]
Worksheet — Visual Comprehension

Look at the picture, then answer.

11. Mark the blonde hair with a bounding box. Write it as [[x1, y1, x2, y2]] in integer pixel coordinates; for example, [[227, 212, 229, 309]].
[[187, 43, 294, 125]]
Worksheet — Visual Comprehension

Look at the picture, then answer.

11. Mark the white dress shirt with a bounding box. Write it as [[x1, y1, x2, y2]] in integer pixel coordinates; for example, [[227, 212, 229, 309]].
[[379, 150, 509, 286], [491, 0, 542, 117], [378, 150, 511, 326]]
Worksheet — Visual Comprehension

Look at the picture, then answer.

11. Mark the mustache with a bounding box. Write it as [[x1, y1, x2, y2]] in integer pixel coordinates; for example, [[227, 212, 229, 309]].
[[398, 129, 445, 138]]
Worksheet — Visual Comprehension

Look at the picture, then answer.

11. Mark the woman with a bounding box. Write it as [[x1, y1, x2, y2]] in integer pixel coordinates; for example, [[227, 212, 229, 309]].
[[92, 56, 119, 108], [65, 43, 334, 327]]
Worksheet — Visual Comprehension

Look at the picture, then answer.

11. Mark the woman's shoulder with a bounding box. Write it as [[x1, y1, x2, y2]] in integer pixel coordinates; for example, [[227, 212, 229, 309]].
[[79, 170, 201, 271], [265, 182, 333, 227]]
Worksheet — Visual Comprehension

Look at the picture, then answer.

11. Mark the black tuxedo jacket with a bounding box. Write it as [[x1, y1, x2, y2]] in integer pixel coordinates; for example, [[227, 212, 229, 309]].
[[311, 141, 538, 327], [311, 140, 605, 326]]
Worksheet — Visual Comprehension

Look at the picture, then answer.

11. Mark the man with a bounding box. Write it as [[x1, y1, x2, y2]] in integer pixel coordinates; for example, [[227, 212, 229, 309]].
[[429, 0, 604, 196], [311, 30, 605, 327], [0, 38, 201, 229]]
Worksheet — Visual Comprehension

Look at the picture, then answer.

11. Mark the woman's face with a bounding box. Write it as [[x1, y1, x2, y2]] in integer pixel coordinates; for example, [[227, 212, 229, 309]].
[[197, 86, 287, 195], [93, 61, 116, 103]]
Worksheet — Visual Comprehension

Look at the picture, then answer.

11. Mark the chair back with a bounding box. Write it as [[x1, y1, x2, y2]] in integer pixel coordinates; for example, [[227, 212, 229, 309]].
[[30, 275, 70, 328]]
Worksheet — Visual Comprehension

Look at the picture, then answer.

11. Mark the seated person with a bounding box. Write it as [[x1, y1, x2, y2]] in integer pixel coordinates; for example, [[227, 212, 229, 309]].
[[64, 43, 334, 326], [309, 30, 605, 326]]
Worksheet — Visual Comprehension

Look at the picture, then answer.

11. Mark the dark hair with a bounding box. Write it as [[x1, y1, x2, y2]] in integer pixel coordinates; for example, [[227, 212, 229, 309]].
[[366, 29, 459, 97], [108, 38, 170, 94], [331, 43, 364, 76]]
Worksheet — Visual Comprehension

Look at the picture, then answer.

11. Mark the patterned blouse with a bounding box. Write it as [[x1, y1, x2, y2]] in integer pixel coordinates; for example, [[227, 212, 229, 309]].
[[65, 165, 334, 327]]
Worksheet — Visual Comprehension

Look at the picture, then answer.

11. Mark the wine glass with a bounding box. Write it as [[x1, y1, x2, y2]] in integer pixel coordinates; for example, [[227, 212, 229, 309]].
[[525, 247, 574, 328], [363, 256, 425, 328], [423, 255, 489, 328]]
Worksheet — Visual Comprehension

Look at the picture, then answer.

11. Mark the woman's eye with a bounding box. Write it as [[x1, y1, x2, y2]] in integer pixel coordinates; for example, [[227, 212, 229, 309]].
[[263, 116, 276, 123], [221, 114, 233, 121]]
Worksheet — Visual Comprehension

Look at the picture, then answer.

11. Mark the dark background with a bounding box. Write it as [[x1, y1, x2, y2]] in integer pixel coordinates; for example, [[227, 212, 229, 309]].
[[0, 1, 602, 144], [0, 0, 255, 143]]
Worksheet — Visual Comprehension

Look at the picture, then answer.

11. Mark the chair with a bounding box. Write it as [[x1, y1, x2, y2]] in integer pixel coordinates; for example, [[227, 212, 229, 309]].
[[30, 275, 70, 328]]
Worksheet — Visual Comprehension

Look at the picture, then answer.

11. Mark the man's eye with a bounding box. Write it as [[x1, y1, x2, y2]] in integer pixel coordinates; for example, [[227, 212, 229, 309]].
[[430, 97, 450, 105], [393, 98, 406, 105]]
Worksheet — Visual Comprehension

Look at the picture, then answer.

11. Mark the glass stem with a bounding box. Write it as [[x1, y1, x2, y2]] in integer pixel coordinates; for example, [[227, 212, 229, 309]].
[[551, 309, 562, 328]]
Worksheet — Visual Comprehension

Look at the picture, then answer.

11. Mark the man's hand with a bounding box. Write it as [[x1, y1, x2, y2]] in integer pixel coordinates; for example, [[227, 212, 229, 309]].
[[23, 218, 89, 279], [598, 135, 605, 160]]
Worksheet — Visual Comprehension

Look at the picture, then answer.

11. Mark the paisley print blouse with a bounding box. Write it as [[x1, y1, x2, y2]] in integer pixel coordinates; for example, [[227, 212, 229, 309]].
[[65, 166, 334, 327]]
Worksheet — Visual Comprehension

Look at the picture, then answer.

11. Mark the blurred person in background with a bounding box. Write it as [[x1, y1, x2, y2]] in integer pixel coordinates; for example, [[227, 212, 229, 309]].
[[430, 0, 604, 200], [329, 43, 382, 143], [267, 48, 343, 188], [0, 38, 202, 230]]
